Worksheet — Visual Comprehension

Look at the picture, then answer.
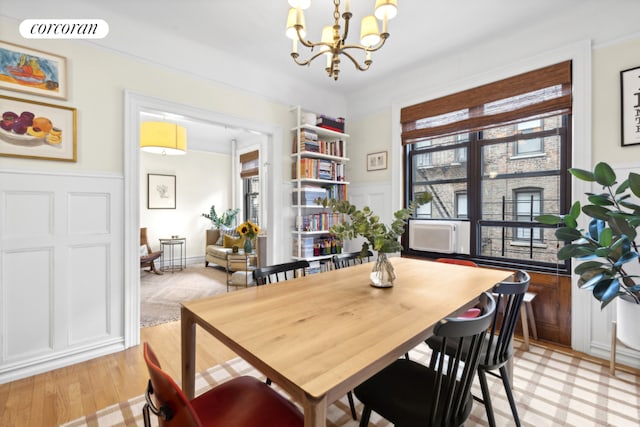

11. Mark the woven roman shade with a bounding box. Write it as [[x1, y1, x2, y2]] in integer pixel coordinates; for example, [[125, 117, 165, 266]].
[[240, 150, 259, 178], [401, 61, 572, 144]]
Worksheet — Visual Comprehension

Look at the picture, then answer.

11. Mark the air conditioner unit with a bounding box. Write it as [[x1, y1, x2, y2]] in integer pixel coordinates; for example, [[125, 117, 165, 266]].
[[408, 220, 470, 254]]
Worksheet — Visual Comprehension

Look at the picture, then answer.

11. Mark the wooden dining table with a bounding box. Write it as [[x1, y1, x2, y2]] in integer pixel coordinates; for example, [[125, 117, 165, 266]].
[[181, 256, 511, 427]]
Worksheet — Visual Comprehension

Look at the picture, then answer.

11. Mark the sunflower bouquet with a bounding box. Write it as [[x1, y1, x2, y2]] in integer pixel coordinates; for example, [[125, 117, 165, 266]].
[[236, 220, 261, 253]]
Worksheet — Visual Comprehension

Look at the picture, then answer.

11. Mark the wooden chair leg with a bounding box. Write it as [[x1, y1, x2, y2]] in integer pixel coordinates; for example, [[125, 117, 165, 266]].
[[520, 306, 530, 351], [526, 300, 538, 340], [610, 320, 617, 376]]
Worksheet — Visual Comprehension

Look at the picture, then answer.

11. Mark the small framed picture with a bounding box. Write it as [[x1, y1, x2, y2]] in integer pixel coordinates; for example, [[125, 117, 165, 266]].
[[367, 151, 388, 171], [148, 174, 176, 209], [620, 65, 640, 147], [0, 41, 67, 100], [0, 94, 76, 162]]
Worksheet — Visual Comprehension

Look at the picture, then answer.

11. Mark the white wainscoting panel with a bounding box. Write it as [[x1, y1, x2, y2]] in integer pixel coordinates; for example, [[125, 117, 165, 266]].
[[3, 191, 53, 238], [3, 248, 53, 361], [0, 170, 124, 383], [346, 182, 393, 254], [69, 244, 110, 345]]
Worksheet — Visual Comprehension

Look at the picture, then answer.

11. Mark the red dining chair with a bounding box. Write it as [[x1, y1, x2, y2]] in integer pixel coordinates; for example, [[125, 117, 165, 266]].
[[142, 342, 303, 427], [435, 258, 478, 267]]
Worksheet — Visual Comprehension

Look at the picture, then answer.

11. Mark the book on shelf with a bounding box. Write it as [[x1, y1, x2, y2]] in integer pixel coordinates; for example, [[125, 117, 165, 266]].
[[293, 137, 344, 157], [292, 158, 345, 181], [316, 115, 345, 133]]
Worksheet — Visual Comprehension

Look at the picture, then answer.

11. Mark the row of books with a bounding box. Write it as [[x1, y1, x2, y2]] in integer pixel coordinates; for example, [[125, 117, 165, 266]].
[[293, 138, 345, 157], [316, 115, 345, 133], [294, 236, 344, 258], [298, 212, 345, 232], [292, 158, 346, 181]]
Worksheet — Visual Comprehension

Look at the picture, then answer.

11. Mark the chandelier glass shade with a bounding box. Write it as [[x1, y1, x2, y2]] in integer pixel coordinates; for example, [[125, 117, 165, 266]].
[[286, 0, 398, 80], [140, 122, 187, 155]]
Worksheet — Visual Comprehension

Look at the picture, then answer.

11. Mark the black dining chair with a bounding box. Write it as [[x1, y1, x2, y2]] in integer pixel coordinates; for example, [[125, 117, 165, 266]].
[[332, 250, 373, 270], [426, 270, 530, 427], [354, 292, 496, 427], [329, 251, 373, 420], [252, 260, 310, 285]]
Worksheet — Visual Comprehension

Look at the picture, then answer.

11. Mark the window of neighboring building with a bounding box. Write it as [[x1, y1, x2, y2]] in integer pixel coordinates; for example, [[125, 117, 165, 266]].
[[515, 119, 543, 155], [455, 192, 468, 218], [514, 189, 542, 241], [402, 61, 572, 272]]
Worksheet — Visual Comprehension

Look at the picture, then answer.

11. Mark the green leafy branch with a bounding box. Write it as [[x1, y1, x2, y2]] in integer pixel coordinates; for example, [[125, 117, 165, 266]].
[[315, 192, 432, 256], [201, 205, 240, 228]]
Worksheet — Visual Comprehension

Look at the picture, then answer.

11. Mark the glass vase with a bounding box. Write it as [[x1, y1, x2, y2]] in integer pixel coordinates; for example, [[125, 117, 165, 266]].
[[243, 237, 253, 254], [370, 252, 395, 288]]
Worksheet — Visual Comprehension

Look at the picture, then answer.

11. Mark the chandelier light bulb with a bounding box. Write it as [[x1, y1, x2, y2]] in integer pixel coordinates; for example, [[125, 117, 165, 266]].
[[288, 0, 311, 10], [374, 0, 398, 20], [286, 7, 306, 39], [360, 15, 381, 47]]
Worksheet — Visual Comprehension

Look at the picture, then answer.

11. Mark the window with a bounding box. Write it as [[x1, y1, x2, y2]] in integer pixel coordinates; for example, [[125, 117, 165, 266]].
[[515, 119, 543, 155], [240, 150, 260, 223], [514, 189, 541, 241], [402, 61, 572, 271], [455, 192, 468, 218], [244, 176, 260, 223]]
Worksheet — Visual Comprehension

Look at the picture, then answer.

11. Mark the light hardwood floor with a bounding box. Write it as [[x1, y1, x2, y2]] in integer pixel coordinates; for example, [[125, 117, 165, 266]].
[[0, 321, 236, 427], [2, 321, 637, 427]]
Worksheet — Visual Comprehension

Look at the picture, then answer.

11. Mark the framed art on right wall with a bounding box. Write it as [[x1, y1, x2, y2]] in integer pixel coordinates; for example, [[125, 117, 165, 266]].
[[620, 65, 640, 147]]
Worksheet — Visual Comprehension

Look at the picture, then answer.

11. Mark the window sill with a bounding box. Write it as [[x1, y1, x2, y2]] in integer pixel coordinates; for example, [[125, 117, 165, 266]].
[[510, 241, 547, 249], [509, 153, 546, 160]]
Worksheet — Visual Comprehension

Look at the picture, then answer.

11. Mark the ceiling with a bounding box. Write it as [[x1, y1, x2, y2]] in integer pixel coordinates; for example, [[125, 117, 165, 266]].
[[2, 0, 637, 149]]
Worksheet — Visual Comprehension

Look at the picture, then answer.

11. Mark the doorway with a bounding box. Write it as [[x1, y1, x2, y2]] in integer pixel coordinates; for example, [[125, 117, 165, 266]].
[[123, 91, 283, 347]]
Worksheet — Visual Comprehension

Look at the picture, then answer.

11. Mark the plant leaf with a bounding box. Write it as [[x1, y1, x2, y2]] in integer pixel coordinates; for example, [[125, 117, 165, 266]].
[[555, 227, 583, 242], [587, 194, 614, 206], [569, 168, 595, 182], [535, 214, 564, 225], [583, 205, 611, 221], [593, 277, 620, 304], [593, 162, 617, 187], [629, 172, 640, 198]]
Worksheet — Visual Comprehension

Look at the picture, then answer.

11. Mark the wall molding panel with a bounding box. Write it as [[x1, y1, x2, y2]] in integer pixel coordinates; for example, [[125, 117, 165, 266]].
[[0, 171, 124, 383]]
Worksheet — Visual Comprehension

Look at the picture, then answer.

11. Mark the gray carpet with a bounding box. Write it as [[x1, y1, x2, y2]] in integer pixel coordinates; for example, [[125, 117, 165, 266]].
[[140, 264, 229, 327]]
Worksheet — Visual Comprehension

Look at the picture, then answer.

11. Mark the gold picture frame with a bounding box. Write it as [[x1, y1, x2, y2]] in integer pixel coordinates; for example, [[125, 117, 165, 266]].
[[0, 40, 67, 100], [0, 95, 77, 162]]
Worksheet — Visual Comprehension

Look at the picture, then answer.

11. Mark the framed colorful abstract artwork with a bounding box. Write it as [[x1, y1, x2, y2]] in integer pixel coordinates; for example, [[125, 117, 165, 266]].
[[0, 95, 76, 162], [0, 41, 67, 100]]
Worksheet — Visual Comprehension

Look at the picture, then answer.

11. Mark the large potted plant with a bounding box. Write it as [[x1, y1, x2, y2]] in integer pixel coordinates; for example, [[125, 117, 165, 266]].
[[317, 192, 432, 288], [536, 162, 640, 350]]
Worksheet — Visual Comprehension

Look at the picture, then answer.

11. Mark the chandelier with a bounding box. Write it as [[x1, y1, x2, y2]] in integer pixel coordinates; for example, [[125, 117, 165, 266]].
[[286, 0, 398, 81]]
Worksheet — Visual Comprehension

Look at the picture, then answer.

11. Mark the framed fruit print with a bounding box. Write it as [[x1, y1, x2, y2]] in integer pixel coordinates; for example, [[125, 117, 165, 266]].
[[0, 95, 77, 162]]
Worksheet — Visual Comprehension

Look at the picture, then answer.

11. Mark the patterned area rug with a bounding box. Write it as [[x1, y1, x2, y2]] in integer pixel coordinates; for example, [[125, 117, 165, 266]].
[[140, 265, 228, 327], [61, 342, 639, 426]]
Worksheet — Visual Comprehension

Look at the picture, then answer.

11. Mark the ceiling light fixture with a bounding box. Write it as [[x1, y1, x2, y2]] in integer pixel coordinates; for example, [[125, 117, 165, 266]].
[[140, 122, 187, 155], [286, 0, 398, 81]]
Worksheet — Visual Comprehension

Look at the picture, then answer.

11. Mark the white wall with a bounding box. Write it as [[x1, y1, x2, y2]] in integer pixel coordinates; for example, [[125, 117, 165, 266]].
[[0, 15, 344, 381], [140, 150, 233, 263]]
